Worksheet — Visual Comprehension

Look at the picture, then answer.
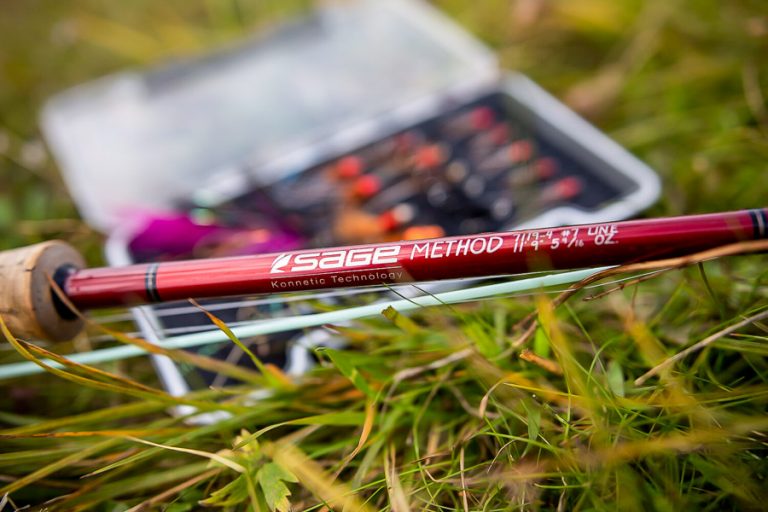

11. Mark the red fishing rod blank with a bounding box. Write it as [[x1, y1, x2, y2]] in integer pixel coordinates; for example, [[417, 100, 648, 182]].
[[62, 208, 767, 310], [1, 208, 765, 341]]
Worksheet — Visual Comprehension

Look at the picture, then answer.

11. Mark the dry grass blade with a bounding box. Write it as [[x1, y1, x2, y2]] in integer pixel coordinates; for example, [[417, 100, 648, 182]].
[[459, 445, 469, 512], [519, 349, 563, 375], [635, 308, 768, 385], [513, 239, 768, 348], [124, 436, 246, 473], [0, 402, 166, 436], [492, 417, 768, 481], [582, 269, 670, 301], [384, 443, 411, 512], [583, 417, 768, 467], [45, 274, 268, 386], [263, 441, 373, 512], [337, 398, 377, 474], [392, 348, 474, 382], [0, 428, 186, 439], [190, 298, 294, 389], [0, 315, 244, 414], [11, 337, 161, 394], [478, 379, 505, 418]]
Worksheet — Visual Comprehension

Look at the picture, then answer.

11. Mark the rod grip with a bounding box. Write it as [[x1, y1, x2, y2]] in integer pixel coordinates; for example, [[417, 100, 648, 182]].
[[0, 241, 85, 342]]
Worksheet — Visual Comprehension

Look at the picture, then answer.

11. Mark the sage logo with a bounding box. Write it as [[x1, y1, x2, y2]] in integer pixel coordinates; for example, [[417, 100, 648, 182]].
[[270, 253, 293, 273], [270, 246, 401, 274]]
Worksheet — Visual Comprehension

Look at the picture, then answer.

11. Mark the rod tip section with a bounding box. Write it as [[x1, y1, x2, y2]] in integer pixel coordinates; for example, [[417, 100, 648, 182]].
[[0, 241, 85, 342]]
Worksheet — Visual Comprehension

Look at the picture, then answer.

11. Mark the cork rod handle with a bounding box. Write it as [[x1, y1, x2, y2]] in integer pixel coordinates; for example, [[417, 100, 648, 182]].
[[0, 241, 85, 342]]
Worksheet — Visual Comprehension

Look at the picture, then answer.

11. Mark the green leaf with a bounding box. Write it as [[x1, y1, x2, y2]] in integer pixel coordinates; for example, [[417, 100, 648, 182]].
[[463, 321, 500, 358], [533, 327, 551, 358], [257, 462, 298, 512], [607, 360, 625, 397], [320, 348, 374, 397], [494, 307, 507, 345], [190, 300, 292, 389], [199, 474, 250, 507], [527, 406, 541, 442]]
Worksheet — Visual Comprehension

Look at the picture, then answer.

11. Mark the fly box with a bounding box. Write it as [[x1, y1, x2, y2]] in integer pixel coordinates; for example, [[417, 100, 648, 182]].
[[41, 0, 659, 417]]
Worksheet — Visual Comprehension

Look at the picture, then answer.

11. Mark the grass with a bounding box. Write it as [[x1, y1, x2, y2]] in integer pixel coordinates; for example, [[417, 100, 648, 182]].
[[1, 0, 767, 510]]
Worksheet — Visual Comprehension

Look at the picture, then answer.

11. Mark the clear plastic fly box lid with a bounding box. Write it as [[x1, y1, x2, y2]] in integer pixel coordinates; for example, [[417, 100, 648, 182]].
[[41, 0, 498, 233]]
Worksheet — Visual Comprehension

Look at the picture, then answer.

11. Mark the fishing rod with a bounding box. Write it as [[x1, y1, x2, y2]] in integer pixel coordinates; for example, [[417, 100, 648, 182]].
[[1, 208, 765, 342]]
